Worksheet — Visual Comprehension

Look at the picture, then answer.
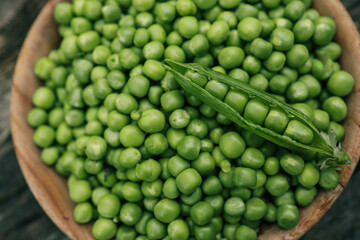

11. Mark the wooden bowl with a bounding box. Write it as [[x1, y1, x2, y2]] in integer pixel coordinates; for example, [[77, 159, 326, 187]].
[[10, 0, 360, 239]]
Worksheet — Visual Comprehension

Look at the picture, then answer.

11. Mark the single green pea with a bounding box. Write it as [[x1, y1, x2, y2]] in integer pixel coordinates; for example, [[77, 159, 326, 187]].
[[207, 20, 230, 45], [322, 96, 348, 122], [120, 202, 142, 226], [319, 168, 340, 189], [178, 16, 199, 39], [121, 182, 143, 202], [119, 125, 145, 148], [297, 163, 320, 188], [135, 159, 161, 182], [167, 219, 190, 240], [295, 186, 317, 206], [154, 199, 181, 223], [233, 167, 257, 188], [270, 28, 294, 51], [92, 218, 117, 240], [97, 193, 121, 218], [286, 81, 309, 103], [161, 90, 185, 112], [73, 202, 93, 224], [146, 218, 167, 240], [218, 47, 245, 70], [176, 168, 202, 194], [219, 131, 246, 159], [145, 133, 169, 156], [265, 174, 289, 197], [69, 180, 92, 203], [327, 71, 354, 97], [263, 51, 286, 72], [33, 125, 55, 148], [224, 197, 245, 217], [327, 121, 346, 141], [240, 148, 266, 169], [244, 197, 267, 221], [192, 152, 216, 176], [138, 109, 166, 133], [244, 99, 270, 125], [177, 135, 201, 161], [286, 44, 309, 69], [277, 205, 299, 229], [238, 17, 262, 42], [190, 201, 214, 226], [249, 73, 268, 90]]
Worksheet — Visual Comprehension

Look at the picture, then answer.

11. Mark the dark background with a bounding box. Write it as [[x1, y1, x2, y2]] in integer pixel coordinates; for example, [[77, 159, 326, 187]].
[[1, 0, 360, 239]]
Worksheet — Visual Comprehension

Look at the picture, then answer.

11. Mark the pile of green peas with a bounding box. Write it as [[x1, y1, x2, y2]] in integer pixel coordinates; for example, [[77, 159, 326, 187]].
[[28, 0, 354, 239]]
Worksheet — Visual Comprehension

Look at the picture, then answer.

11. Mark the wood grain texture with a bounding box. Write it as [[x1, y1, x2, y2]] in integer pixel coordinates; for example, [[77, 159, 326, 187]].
[[8, 0, 360, 240]]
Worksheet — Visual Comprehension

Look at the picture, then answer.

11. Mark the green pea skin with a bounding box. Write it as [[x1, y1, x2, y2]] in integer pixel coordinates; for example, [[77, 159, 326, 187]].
[[135, 159, 161, 182], [266, 174, 289, 197], [176, 168, 202, 194], [218, 46, 245, 70], [237, 17, 262, 42], [120, 202, 142, 226], [233, 167, 257, 188], [207, 20, 230, 45], [92, 218, 117, 240], [280, 154, 305, 176], [168, 219, 189, 240], [154, 199, 181, 224], [190, 201, 214, 225], [119, 125, 145, 148], [319, 168, 340, 189], [270, 28, 294, 51], [177, 135, 201, 161], [146, 218, 167, 240], [322, 96, 348, 122], [277, 204, 299, 229], [327, 71, 354, 97], [297, 163, 320, 188]]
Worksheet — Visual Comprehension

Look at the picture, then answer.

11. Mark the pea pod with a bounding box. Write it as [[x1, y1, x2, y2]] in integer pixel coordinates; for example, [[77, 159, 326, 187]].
[[164, 59, 351, 168]]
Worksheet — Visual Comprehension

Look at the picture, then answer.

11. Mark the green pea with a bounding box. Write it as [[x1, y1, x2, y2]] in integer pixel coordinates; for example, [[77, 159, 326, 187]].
[[219, 131, 246, 159], [146, 218, 167, 240], [97, 193, 121, 218], [120, 202, 142, 226], [266, 174, 289, 197], [250, 38, 273, 60], [263, 51, 286, 72], [161, 90, 185, 112], [322, 96, 348, 122], [240, 148, 266, 169], [119, 125, 145, 147], [295, 186, 317, 206], [233, 167, 257, 188], [192, 152, 216, 176], [297, 163, 320, 188], [327, 71, 354, 97], [293, 18, 315, 43], [286, 44, 309, 69], [207, 20, 230, 45], [178, 16, 199, 39], [154, 199, 180, 224], [249, 73, 268, 90], [190, 201, 214, 226], [244, 197, 267, 221], [169, 109, 191, 129], [168, 219, 190, 240], [165, 45, 186, 63], [135, 159, 161, 182], [327, 121, 345, 141], [69, 180, 92, 203], [218, 47, 245, 70], [270, 28, 294, 51], [277, 204, 299, 229], [92, 218, 117, 240], [237, 17, 262, 42], [243, 99, 270, 125], [176, 168, 202, 194], [73, 202, 93, 224], [313, 16, 336, 46], [224, 197, 245, 217], [121, 182, 143, 202], [319, 168, 340, 189]]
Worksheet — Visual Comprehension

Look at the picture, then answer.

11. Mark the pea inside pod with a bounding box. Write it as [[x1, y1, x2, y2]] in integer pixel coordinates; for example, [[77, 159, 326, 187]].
[[165, 60, 351, 168]]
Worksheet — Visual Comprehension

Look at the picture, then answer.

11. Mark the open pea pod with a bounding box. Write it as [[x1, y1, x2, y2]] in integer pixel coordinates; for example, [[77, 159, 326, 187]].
[[164, 59, 352, 168]]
